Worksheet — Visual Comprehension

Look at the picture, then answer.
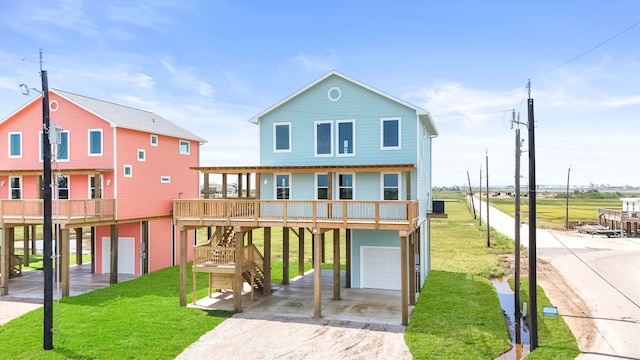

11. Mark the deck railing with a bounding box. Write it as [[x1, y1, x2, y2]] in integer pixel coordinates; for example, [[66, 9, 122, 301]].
[[174, 199, 419, 229], [0, 199, 116, 224], [598, 208, 639, 222]]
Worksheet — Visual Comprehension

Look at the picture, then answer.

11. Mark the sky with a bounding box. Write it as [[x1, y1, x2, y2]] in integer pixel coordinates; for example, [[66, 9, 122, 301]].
[[0, 0, 638, 188]]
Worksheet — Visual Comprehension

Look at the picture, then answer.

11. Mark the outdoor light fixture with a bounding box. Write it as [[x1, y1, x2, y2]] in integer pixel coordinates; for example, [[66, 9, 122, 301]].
[[0, 181, 4, 187], [106, 179, 111, 186]]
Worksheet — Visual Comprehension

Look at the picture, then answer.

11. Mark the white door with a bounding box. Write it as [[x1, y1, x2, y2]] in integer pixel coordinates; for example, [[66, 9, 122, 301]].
[[361, 246, 401, 290], [102, 237, 135, 275]]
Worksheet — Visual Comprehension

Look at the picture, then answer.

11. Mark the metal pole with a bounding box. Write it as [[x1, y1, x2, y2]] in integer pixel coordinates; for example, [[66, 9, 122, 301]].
[[467, 171, 476, 219], [486, 149, 490, 247], [514, 127, 522, 345], [41, 69, 54, 350], [527, 95, 538, 350], [565, 166, 571, 230], [479, 168, 482, 226]]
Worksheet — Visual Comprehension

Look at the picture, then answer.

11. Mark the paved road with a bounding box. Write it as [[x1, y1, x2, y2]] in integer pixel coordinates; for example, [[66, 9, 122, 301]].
[[474, 197, 640, 359]]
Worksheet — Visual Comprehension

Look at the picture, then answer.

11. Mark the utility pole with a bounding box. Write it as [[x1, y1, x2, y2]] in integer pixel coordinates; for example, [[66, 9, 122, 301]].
[[486, 149, 490, 247], [467, 171, 476, 219], [479, 167, 482, 226], [565, 165, 571, 230], [513, 110, 522, 346], [527, 80, 538, 350]]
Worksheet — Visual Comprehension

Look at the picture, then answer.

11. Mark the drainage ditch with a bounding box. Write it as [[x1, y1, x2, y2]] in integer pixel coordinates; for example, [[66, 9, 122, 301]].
[[492, 278, 530, 359]]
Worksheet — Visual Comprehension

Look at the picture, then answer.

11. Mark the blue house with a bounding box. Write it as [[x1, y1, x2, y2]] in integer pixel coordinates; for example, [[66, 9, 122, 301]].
[[174, 71, 442, 325]]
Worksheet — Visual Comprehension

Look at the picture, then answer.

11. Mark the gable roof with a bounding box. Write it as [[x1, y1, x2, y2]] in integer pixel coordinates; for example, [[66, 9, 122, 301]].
[[1, 89, 206, 143], [248, 70, 438, 135]]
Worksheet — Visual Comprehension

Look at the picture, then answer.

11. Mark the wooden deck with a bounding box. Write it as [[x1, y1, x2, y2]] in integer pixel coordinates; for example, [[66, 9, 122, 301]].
[[598, 208, 640, 223], [173, 199, 420, 232], [0, 199, 116, 227]]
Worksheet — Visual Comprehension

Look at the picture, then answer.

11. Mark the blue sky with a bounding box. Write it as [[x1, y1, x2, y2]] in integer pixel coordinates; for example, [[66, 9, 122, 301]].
[[1, 0, 638, 187]]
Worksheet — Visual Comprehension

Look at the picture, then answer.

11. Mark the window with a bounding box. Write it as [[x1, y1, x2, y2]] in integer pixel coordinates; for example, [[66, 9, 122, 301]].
[[89, 175, 103, 198], [123, 165, 133, 177], [150, 134, 158, 146], [56, 130, 70, 161], [179, 140, 190, 154], [337, 120, 355, 156], [315, 121, 333, 156], [88, 129, 102, 156], [9, 132, 21, 158], [273, 123, 291, 152], [338, 174, 353, 200], [160, 176, 171, 183], [137, 149, 146, 161], [56, 175, 69, 199], [275, 174, 290, 199], [382, 173, 400, 200], [9, 177, 21, 199], [381, 117, 401, 149], [316, 174, 328, 200]]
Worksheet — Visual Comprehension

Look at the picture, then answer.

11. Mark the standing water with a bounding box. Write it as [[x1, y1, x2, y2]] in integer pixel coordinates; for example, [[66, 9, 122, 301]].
[[492, 278, 530, 359]]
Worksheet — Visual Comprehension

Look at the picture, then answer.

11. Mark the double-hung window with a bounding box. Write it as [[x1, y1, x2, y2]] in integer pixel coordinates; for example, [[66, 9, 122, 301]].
[[382, 173, 400, 200], [9, 176, 21, 199], [8, 132, 22, 158], [56, 130, 70, 161], [338, 174, 354, 200], [316, 174, 328, 200], [336, 120, 355, 156], [56, 175, 69, 199], [315, 121, 333, 157], [274, 123, 291, 152], [275, 174, 290, 199], [89, 175, 103, 198], [179, 140, 190, 155], [381, 117, 401, 150], [88, 129, 102, 156]]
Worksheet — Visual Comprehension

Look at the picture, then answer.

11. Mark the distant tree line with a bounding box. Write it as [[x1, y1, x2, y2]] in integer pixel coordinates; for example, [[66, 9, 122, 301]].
[[552, 189, 626, 199]]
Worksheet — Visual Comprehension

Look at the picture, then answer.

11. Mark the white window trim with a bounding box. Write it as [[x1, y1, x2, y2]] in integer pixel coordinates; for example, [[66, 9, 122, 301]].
[[88, 175, 104, 199], [88, 129, 103, 156], [315, 173, 329, 200], [273, 122, 292, 153], [137, 149, 146, 161], [337, 172, 355, 200], [314, 120, 333, 157], [179, 140, 190, 155], [9, 176, 22, 199], [8, 132, 22, 158], [336, 119, 355, 157], [380, 117, 401, 150], [274, 173, 292, 200], [55, 174, 70, 200], [150, 134, 158, 147], [160, 176, 171, 183], [123, 164, 133, 178], [38, 131, 43, 162], [381, 172, 401, 201], [54, 130, 71, 162]]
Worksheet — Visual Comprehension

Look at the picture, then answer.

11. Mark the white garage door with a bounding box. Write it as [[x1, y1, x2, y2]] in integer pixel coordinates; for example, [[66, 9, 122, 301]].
[[361, 246, 401, 290], [102, 237, 135, 275]]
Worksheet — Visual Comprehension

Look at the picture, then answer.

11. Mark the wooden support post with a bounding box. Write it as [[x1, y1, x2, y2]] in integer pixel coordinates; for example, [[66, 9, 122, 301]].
[[401, 235, 409, 325], [237, 173, 243, 198], [75, 227, 83, 265], [31, 225, 37, 255], [203, 173, 210, 198], [409, 232, 416, 305], [233, 228, 243, 311], [313, 230, 322, 318], [0, 228, 10, 295], [263, 227, 272, 295], [110, 224, 118, 284], [179, 228, 187, 306], [345, 229, 351, 288], [246, 173, 251, 197], [298, 227, 305, 276], [142, 221, 149, 274], [282, 227, 290, 285], [61, 228, 70, 297], [321, 233, 326, 263], [90, 227, 96, 274], [247, 229, 253, 245], [222, 174, 227, 199], [23, 226, 30, 266], [192, 271, 197, 305], [333, 229, 340, 301]]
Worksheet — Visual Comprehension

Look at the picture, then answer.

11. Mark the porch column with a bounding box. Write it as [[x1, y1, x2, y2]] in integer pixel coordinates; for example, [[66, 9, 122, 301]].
[[282, 227, 289, 285], [233, 227, 243, 311], [237, 173, 243, 198], [409, 231, 416, 305], [246, 173, 251, 197], [75, 227, 83, 265], [401, 234, 409, 325], [263, 227, 271, 295], [179, 227, 187, 306], [345, 229, 351, 288], [90, 227, 96, 274], [222, 174, 227, 199], [203, 173, 210, 198], [298, 227, 305, 276], [60, 228, 70, 297], [23, 226, 30, 266], [333, 229, 340, 301], [0, 228, 10, 295], [313, 229, 322, 318], [110, 224, 118, 285]]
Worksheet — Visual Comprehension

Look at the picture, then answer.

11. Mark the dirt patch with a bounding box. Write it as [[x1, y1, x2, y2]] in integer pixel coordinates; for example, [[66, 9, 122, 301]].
[[176, 313, 411, 360]]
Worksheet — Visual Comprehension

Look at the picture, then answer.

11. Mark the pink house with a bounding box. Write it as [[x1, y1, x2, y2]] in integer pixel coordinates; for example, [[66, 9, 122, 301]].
[[0, 89, 204, 296]]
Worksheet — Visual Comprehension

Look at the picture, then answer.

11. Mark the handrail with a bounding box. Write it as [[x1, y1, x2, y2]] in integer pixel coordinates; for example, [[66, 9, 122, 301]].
[[0, 199, 116, 222]]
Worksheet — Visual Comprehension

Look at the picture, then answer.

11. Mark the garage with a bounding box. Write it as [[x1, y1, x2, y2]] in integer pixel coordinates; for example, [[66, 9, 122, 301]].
[[101, 237, 136, 275], [360, 246, 401, 290]]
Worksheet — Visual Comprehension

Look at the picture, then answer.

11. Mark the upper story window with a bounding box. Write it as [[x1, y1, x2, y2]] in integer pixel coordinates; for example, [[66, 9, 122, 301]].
[[381, 117, 401, 150], [56, 175, 69, 199], [179, 140, 190, 155], [160, 176, 171, 183], [88, 129, 103, 156], [336, 120, 355, 156], [89, 175, 103, 199], [382, 173, 400, 200], [137, 149, 146, 161], [55, 130, 70, 161], [9, 132, 22, 158], [9, 176, 21, 199], [274, 122, 291, 152], [315, 121, 333, 157], [275, 174, 290, 199], [338, 173, 354, 200], [123, 164, 133, 178], [150, 134, 158, 146], [316, 174, 328, 200]]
